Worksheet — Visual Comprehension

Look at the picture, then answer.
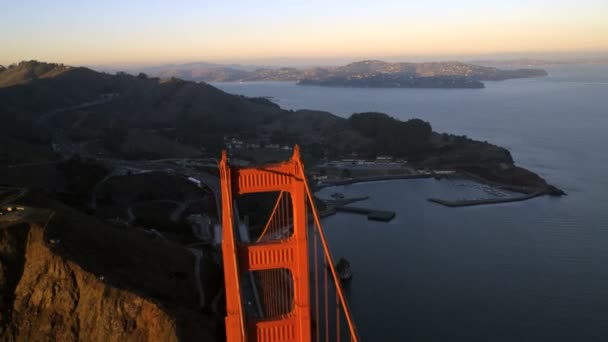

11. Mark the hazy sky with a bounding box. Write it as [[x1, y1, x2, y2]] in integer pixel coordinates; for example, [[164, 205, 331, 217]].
[[1, 0, 607, 66]]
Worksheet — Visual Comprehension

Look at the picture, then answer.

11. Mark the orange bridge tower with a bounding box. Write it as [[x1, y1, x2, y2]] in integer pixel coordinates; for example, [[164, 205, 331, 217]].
[[219, 146, 358, 342]]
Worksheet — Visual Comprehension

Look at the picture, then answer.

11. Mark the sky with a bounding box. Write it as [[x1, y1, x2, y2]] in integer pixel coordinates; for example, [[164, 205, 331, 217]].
[[1, 0, 607, 67]]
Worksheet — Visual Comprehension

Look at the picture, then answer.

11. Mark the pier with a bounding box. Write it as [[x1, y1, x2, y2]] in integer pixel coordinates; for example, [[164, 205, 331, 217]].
[[335, 205, 396, 221], [316, 194, 396, 221]]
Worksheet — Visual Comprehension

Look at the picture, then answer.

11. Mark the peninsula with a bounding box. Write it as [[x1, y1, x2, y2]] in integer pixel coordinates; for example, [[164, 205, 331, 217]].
[[296, 60, 546, 88], [0, 61, 561, 195]]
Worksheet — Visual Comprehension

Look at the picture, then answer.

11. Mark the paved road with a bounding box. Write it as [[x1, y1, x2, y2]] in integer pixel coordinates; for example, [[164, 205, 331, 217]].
[[0, 187, 28, 206]]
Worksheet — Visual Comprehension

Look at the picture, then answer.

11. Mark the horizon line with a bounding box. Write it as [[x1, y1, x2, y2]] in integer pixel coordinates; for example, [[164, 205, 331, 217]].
[[3, 50, 608, 70]]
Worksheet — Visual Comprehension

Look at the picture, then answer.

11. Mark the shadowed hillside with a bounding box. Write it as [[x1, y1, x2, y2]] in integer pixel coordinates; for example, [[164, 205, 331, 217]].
[[0, 191, 221, 341], [0, 60, 553, 189]]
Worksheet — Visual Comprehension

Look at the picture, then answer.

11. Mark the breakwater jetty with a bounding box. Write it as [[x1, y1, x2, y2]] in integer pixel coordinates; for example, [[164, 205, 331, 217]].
[[316, 173, 442, 190], [427, 191, 545, 207]]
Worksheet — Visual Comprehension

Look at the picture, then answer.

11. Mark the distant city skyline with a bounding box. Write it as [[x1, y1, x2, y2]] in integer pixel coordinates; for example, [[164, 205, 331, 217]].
[[1, 0, 607, 67]]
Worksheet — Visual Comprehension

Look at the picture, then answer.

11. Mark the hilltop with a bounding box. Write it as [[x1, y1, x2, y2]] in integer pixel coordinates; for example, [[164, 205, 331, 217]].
[[0, 60, 73, 88], [0, 61, 283, 155]]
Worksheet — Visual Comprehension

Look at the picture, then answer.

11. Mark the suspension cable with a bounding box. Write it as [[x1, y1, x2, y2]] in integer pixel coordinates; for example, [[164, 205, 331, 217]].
[[300, 168, 359, 341], [336, 293, 341, 342], [324, 254, 329, 342], [256, 191, 284, 242], [314, 231, 320, 342]]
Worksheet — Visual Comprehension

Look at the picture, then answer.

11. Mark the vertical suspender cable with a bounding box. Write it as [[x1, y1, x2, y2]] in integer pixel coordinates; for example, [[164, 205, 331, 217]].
[[324, 254, 329, 342], [261, 271, 266, 316], [273, 264, 278, 316], [314, 230, 320, 342], [336, 294, 341, 342], [266, 271, 271, 317], [284, 194, 289, 314], [300, 167, 359, 341]]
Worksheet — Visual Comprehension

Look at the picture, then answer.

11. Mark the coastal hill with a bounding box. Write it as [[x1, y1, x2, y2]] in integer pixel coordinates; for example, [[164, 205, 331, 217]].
[[0, 61, 284, 146], [297, 60, 547, 88], [0, 60, 556, 190], [131, 59, 548, 88]]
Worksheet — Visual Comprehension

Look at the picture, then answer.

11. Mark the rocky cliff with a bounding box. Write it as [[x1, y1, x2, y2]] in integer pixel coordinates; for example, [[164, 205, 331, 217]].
[[0, 194, 221, 341]]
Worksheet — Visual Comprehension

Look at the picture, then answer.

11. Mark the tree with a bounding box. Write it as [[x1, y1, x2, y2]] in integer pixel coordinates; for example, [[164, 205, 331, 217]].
[[101, 124, 128, 152], [307, 142, 324, 160], [348, 112, 432, 157]]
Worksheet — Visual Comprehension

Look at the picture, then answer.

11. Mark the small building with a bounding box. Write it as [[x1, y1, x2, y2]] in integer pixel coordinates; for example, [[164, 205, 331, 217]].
[[187, 177, 202, 187], [375, 156, 393, 163], [312, 174, 328, 181]]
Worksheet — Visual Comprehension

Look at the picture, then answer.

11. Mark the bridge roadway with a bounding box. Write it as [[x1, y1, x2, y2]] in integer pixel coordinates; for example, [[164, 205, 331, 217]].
[[233, 206, 265, 319]]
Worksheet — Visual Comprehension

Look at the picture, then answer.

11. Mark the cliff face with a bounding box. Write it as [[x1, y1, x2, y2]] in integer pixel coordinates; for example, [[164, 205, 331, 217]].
[[0, 222, 29, 335], [1, 220, 178, 341], [0, 197, 221, 342]]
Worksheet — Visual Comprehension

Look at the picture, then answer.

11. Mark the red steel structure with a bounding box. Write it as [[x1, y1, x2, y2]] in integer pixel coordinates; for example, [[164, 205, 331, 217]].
[[219, 146, 359, 342]]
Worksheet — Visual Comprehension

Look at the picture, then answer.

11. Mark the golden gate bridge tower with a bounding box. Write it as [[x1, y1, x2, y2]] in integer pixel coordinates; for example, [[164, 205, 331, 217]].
[[219, 146, 359, 342]]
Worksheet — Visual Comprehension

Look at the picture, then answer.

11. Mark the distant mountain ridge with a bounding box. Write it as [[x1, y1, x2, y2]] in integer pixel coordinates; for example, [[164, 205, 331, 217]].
[[468, 57, 608, 67], [126, 59, 548, 88]]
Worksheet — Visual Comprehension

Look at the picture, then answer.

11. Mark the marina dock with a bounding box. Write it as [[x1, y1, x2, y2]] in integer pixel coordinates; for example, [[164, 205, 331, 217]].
[[335, 205, 396, 221]]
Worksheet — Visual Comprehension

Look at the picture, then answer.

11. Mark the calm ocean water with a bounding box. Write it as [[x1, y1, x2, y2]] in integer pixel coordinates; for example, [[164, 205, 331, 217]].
[[213, 65, 608, 341]]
